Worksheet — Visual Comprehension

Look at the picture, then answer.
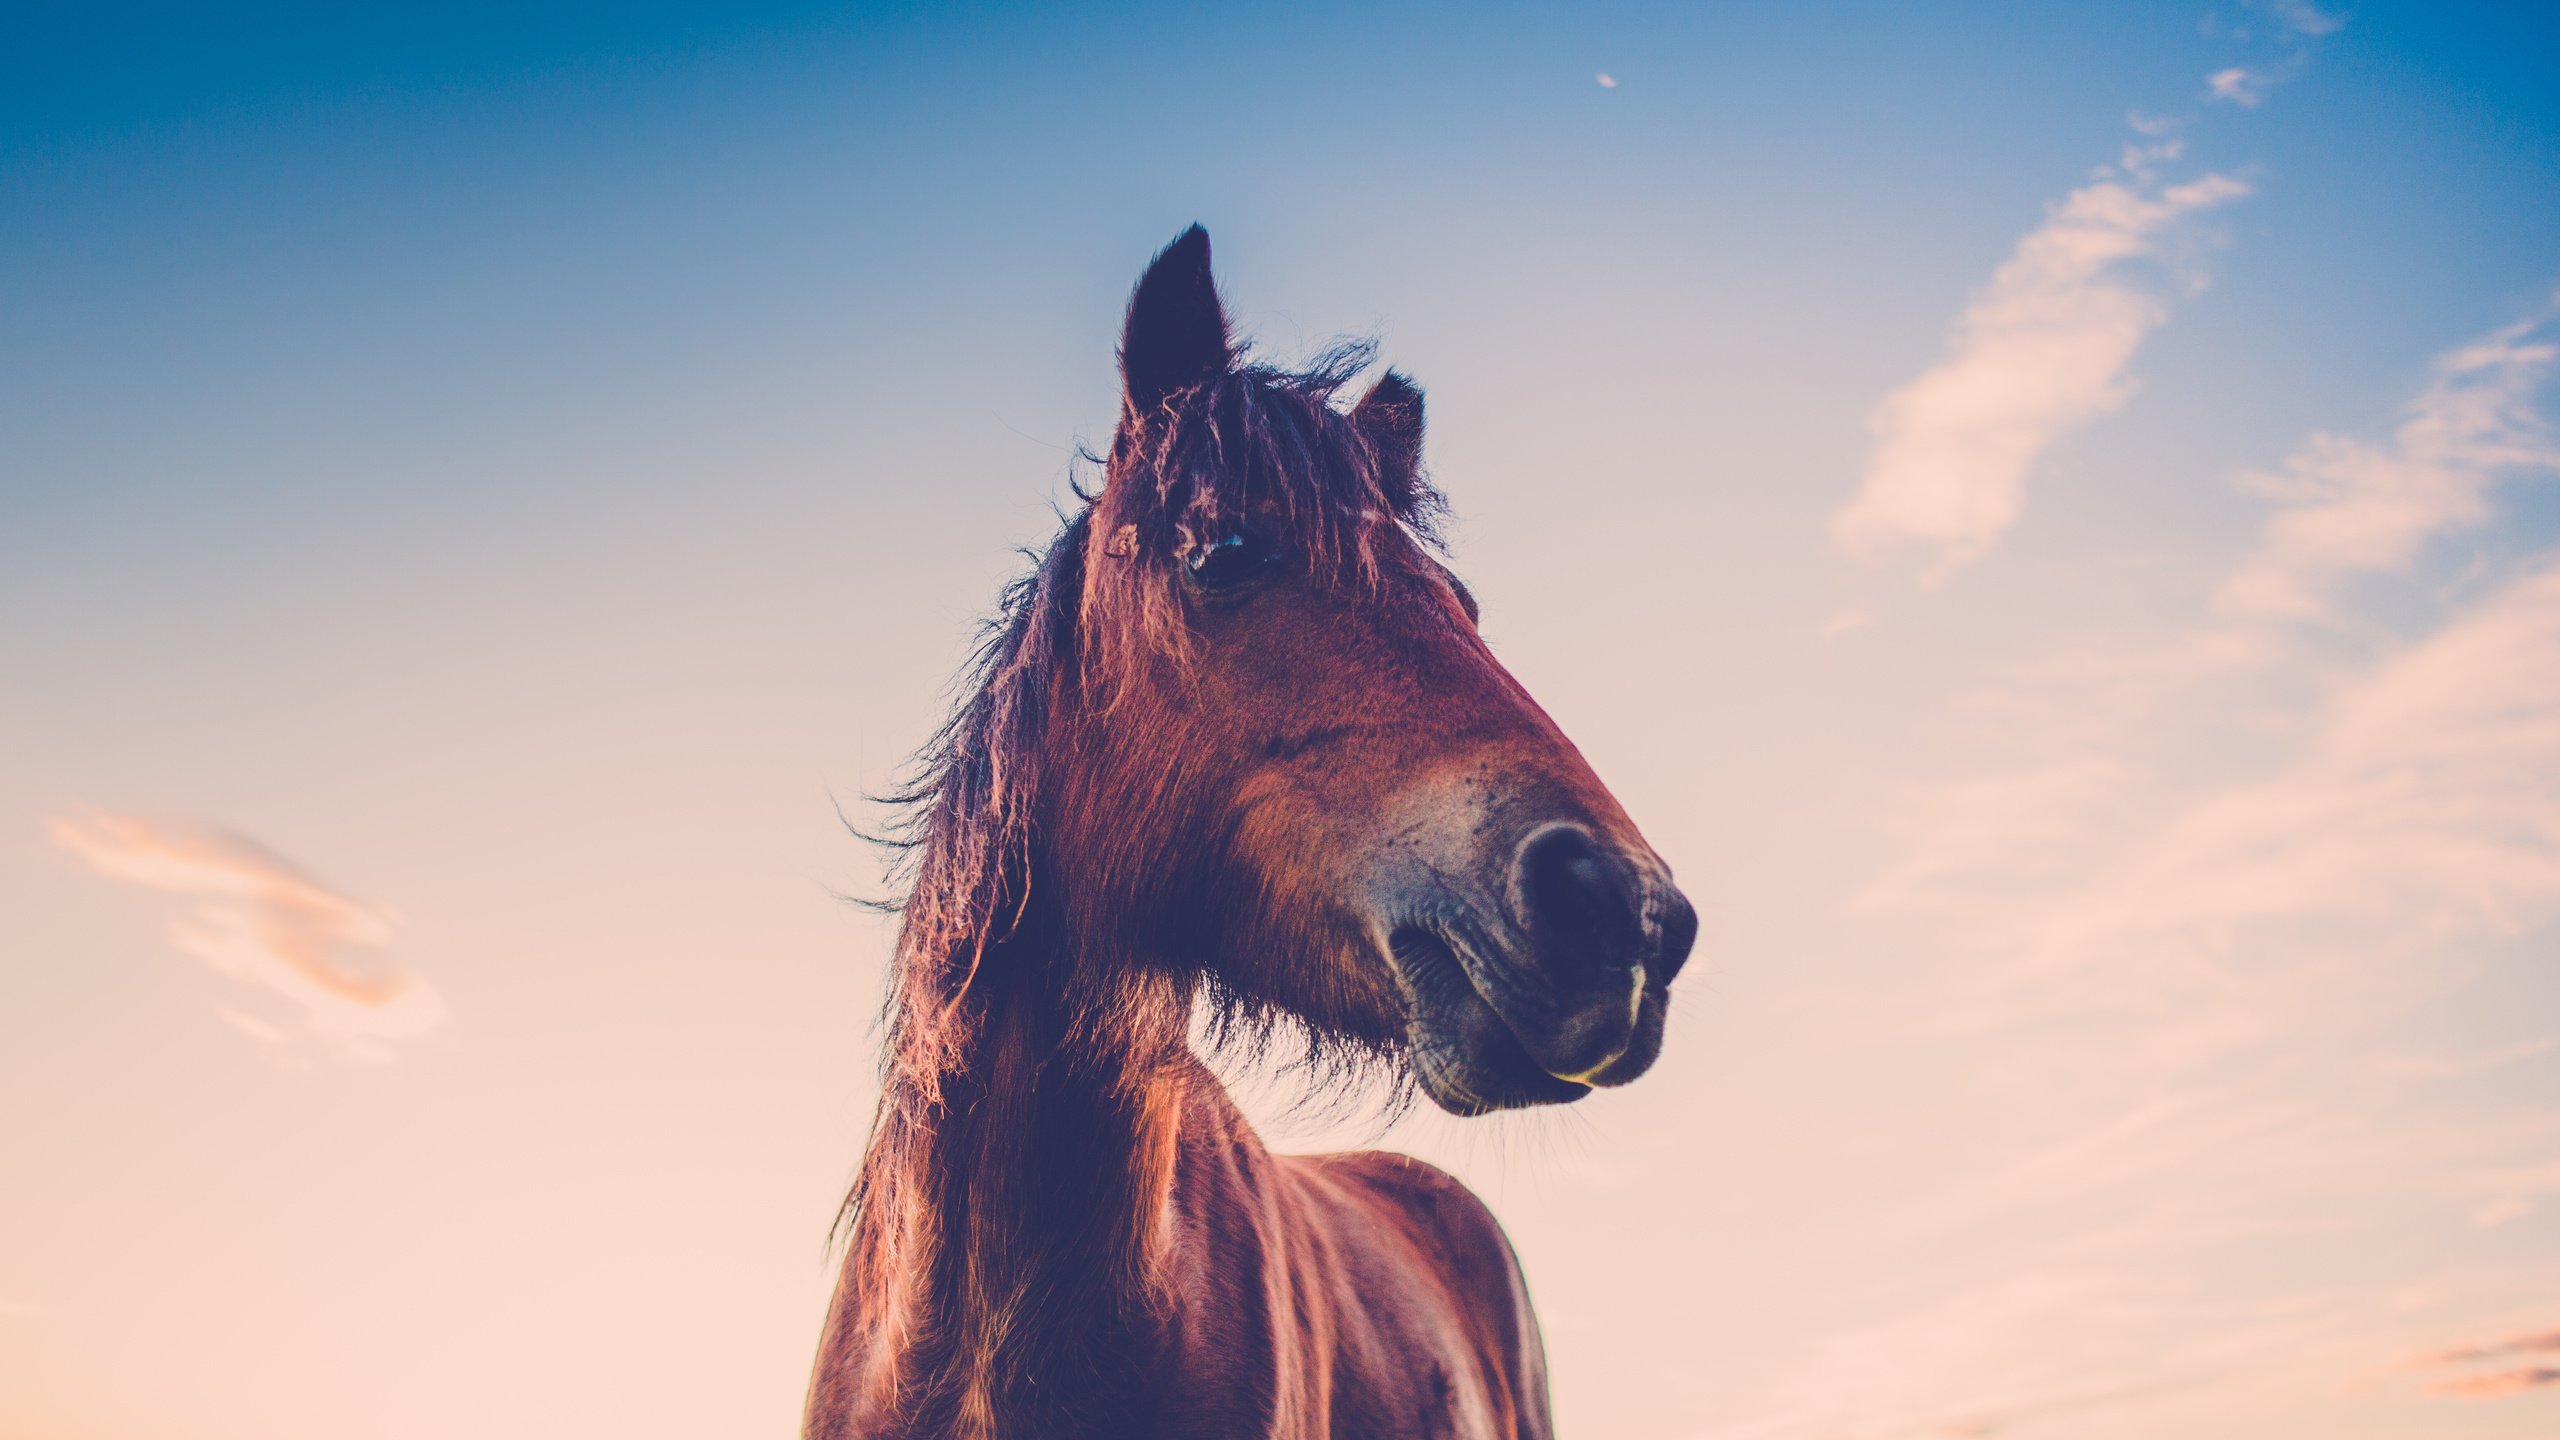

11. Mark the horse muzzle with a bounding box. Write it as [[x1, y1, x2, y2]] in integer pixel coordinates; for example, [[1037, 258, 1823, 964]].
[[1379, 820, 1696, 1114]]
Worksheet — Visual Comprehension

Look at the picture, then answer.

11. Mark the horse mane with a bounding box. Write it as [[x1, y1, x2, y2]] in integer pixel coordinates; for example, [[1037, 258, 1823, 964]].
[[836, 339, 1446, 1261]]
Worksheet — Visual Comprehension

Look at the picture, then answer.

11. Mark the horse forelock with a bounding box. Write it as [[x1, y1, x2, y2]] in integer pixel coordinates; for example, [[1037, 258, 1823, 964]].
[[1097, 338, 1447, 610]]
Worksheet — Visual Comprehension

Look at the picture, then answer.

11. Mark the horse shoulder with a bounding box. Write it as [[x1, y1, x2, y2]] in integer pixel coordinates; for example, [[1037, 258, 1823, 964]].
[[1280, 1149, 1553, 1440]]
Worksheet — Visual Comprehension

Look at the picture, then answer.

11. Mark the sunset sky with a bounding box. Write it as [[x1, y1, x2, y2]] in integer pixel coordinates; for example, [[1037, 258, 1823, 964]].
[[6, 2, 2559, 1436]]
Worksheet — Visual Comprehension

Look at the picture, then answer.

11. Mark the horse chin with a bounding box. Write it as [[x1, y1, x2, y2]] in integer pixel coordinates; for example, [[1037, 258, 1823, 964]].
[[1581, 983, 1670, 1087], [1387, 927, 1595, 1115]]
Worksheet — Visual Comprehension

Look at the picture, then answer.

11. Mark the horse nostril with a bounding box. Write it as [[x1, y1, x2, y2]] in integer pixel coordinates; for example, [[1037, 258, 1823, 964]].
[[1517, 825, 1643, 959], [1654, 886, 1698, 982]]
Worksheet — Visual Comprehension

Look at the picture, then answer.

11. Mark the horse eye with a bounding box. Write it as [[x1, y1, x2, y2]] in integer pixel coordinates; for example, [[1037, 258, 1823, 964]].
[[1185, 531, 1278, 591]]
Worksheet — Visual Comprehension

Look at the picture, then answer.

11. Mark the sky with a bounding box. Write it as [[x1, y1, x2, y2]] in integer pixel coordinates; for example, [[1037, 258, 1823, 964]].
[[4, 1, 2558, 1436]]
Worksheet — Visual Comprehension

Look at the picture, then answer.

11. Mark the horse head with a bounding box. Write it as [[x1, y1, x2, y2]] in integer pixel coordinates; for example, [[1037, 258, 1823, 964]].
[[1032, 226, 1695, 1115]]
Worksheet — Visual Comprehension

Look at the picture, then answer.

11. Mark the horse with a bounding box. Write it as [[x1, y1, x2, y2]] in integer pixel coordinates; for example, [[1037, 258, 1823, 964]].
[[804, 226, 1696, 1439]]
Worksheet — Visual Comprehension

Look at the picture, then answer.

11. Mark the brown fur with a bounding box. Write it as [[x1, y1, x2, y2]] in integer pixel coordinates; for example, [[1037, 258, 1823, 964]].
[[806, 228, 1692, 1438]]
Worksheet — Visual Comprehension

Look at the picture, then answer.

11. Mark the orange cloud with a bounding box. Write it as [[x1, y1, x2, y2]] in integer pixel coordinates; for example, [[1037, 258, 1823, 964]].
[[50, 813, 447, 1061], [2413, 1325, 2560, 1398], [2433, 1368, 2560, 1398], [2423, 1328, 2560, 1366]]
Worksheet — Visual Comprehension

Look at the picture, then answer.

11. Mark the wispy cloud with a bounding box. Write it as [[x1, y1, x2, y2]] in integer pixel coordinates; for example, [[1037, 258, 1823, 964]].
[[2266, 0, 2347, 39], [1832, 159, 2248, 579], [51, 813, 447, 1061], [2220, 303, 2560, 619], [1870, 304, 2560, 977], [2413, 1324, 2560, 1398], [2207, 9, 2326, 109], [2207, 66, 2272, 107], [2434, 1367, 2560, 1398], [2464, 1157, 2560, 1231], [1832, 6, 2351, 587], [2421, 1327, 2560, 1367], [2000, 557, 2560, 1008], [1823, 299, 2560, 1439]]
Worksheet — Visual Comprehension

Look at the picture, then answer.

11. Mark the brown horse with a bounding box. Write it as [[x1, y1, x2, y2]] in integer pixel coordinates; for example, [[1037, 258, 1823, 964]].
[[805, 227, 1695, 1439]]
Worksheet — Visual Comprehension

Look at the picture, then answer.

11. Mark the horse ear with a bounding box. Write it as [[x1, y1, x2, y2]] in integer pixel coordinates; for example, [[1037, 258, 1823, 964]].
[[1352, 369, 1427, 502], [1120, 225, 1230, 417]]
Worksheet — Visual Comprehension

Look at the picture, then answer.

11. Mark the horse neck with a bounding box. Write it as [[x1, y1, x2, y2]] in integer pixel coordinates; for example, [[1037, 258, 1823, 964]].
[[858, 913, 1248, 1407], [926, 924, 1199, 1292]]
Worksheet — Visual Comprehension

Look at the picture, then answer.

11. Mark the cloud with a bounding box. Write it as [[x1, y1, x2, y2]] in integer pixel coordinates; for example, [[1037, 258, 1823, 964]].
[[2413, 1325, 2560, 1398], [2266, 0, 2347, 38], [2025, 557, 2560, 974], [1834, 21, 2370, 583], [2434, 1367, 2560, 1397], [1832, 168, 2249, 579], [2209, 43, 2319, 108], [2219, 304, 2560, 619], [51, 813, 447, 1061], [1823, 304, 2560, 1438], [2462, 1157, 2560, 1231], [2207, 67, 2270, 106], [2422, 1327, 2560, 1367], [1862, 551, 2560, 1094], [1867, 304, 2560, 981]]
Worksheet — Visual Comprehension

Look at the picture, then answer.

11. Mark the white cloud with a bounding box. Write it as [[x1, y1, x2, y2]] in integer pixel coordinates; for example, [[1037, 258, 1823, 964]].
[[51, 813, 448, 1061], [1832, 169, 2249, 579], [2219, 304, 2560, 619], [2027, 558, 2560, 974], [2209, 0, 2341, 107], [1818, 299, 2560, 1439], [2208, 67, 2270, 106], [1869, 304, 2560, 975], [1836, 23, 2367, 584], [2267, 0, 2347, 38]]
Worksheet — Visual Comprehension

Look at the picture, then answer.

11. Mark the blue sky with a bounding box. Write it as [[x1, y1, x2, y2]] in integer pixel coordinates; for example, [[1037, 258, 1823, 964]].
[[5, 4, 2559, 1437]]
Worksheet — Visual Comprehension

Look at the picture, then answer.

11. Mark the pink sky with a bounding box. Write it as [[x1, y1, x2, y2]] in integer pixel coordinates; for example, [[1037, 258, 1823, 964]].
[[6, 4, 2558, 1437]]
